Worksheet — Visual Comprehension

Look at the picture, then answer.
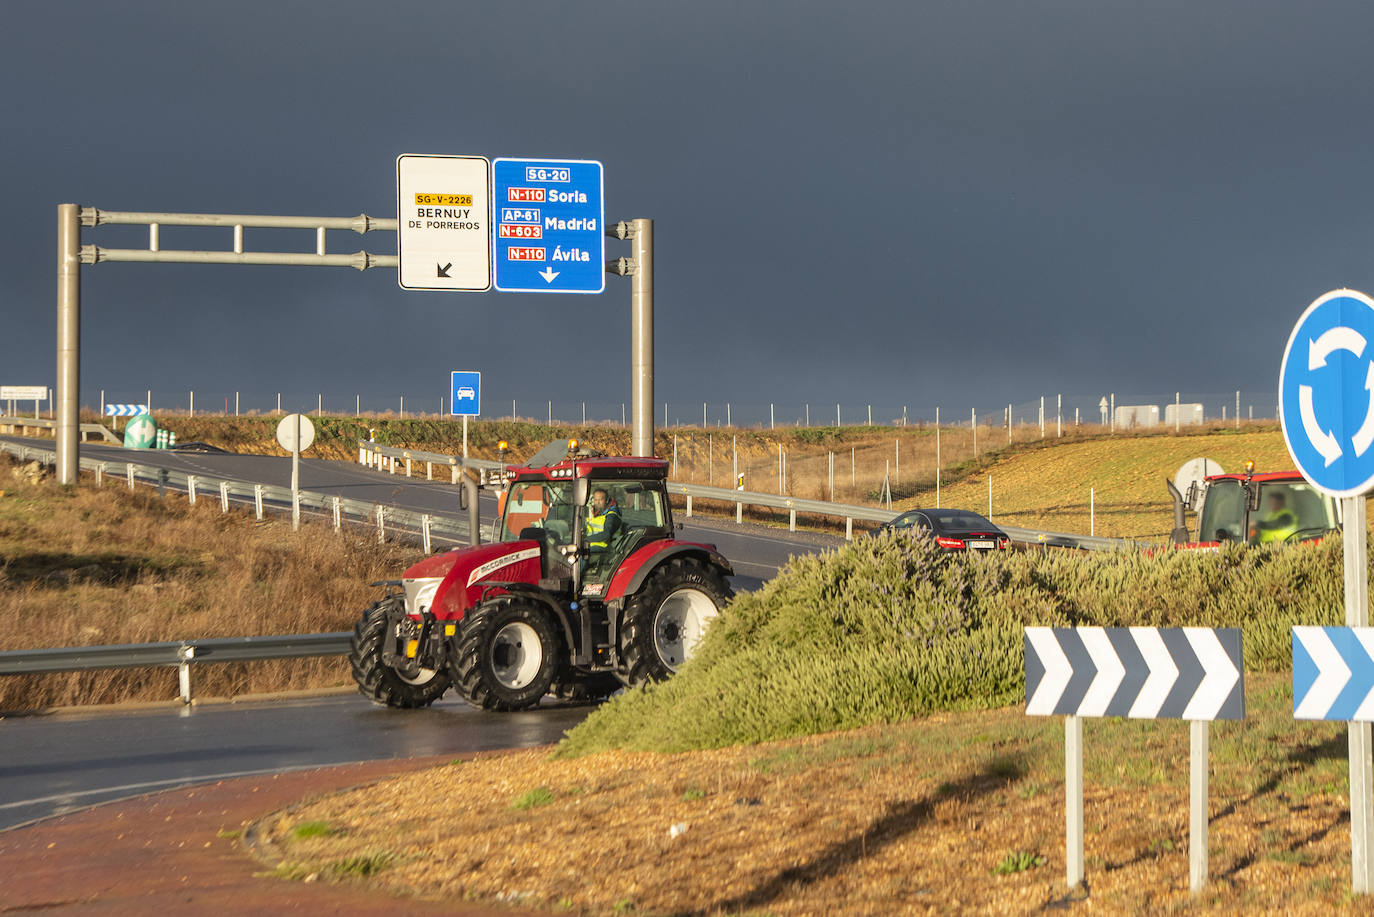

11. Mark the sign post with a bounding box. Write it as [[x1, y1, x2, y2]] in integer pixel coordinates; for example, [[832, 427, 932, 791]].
[[276, 413, 315, 531], [450, 371, 481, 460], [1279, 288, 1374, 893], [1024, 626, 1244, 892]]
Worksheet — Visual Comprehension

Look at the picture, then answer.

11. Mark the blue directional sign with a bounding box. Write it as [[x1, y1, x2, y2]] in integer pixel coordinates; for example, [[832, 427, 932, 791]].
[[105, 404, 148, 417], [1294, 626, 1374, 720], [450, 371, 481, 417], [1280, 289, 1374, 497], [492, 158, 604, 294]]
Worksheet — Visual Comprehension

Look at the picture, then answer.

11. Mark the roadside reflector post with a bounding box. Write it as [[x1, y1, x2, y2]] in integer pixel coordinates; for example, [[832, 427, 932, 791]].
[[1026, 627, 1243, 894], [177, 644, 194, 704]]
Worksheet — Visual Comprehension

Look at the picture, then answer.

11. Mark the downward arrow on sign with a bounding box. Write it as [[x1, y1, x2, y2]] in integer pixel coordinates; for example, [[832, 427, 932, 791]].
[[539, 268, 560, 283]]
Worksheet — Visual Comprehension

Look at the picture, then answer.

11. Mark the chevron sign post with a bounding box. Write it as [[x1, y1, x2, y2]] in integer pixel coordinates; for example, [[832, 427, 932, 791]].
[[1279, 289, 1374, 894], [104, 404, 147, 417], [1024, 626, 1244, 894]]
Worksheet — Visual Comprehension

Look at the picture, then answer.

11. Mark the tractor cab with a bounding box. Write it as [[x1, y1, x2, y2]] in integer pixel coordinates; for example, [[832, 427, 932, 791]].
[[1168, 459, 1339, 547]]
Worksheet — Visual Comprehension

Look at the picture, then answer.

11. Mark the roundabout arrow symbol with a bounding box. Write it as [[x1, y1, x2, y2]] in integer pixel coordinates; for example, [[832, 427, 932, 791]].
[[1300, 384, 1343, 466], [1353, 362, 1374, 459], [1309, 326, 1367, 370]]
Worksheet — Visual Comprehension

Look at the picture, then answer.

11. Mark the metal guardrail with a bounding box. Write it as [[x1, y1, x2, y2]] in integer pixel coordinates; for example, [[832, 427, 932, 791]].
[[0, 440, 479, 552], [359, 441, 1130, 551], [0, 416, 120, 444], [0, 633, 352, 704]]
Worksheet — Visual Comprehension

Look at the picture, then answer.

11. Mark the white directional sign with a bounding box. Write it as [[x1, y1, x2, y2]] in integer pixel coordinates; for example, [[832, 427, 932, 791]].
[[396, 154, 491, 292], [1025, 627, 1244, 720], [1279, 289, 1374, 496], [1, 386, 47, 401]]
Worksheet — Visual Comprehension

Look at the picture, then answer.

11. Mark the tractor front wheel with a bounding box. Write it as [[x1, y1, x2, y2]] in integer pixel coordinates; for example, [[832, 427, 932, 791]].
[[452, 598, 561, 711], [349, 595, 451, 708], [619, 558, 732, 687]]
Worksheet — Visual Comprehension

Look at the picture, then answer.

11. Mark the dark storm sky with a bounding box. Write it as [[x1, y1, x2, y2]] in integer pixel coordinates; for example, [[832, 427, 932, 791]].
[[4, 1, 1374, 423]]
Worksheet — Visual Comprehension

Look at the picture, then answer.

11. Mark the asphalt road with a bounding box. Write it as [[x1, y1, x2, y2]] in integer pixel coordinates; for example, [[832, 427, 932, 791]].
[[0, 435, 842, 828]]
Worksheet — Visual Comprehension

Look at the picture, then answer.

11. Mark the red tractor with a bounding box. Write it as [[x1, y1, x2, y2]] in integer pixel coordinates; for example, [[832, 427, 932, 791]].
[[349, 439, 735, 711], [1166, 459, 1340, 547]]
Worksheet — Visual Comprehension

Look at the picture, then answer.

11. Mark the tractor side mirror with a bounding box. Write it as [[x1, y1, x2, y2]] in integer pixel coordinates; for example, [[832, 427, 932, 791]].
[[573, 477, 590, 507]]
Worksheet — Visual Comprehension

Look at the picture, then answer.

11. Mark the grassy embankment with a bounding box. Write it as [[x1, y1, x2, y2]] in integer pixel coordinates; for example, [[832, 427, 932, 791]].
[[0, 453, 423, 709], [262, 532, 1360, 913]]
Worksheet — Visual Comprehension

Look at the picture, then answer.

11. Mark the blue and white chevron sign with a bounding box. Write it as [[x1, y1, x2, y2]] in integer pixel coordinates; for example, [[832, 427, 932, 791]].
[[104, 404, 148, 417], [1293, 626, 1374, 720], [1025, 627, 1244, 720]]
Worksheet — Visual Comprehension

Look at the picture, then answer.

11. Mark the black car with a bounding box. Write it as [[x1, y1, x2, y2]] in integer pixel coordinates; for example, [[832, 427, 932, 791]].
[[871, 508, 1010, 551]]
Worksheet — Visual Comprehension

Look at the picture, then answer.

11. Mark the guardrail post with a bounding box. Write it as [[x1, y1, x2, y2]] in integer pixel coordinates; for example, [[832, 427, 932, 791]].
[[178, 644, 195, 704], [451, 460, 459, 485], [422, 514, 433, 553], [790, 508, 797, 532], [187, 474, 197, 504], [846, 518, 853, 540], [686, 495, 692, 517], [376, 505, 386, 543], [333, 496, 342, 532], [254, 484, 264, 520], [736, 501, 742, 524], [405, 456, 412, 477], [220, 480, 229, 513], [426, 460, 432, 480], [158, 467, 168, 498], [95, 462, 104, 487], [127, 463, 135, 490]]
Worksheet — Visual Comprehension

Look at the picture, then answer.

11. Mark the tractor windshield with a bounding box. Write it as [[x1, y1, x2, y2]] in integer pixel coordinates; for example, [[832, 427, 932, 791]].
[[498, 481, 580, 545], [1197, 480, 1245, 543], [1251, 481, 1337, 544], [1197, 478, 1338, 544]]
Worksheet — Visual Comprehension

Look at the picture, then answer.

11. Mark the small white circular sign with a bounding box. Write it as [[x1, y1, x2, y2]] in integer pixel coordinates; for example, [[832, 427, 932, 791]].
[[275, 413, 316, 453]]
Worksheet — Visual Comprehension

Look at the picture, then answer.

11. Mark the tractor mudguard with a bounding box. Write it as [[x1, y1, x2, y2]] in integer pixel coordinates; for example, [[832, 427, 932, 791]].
[[603, 540, 733, 603], [468, 580, 578, 658]]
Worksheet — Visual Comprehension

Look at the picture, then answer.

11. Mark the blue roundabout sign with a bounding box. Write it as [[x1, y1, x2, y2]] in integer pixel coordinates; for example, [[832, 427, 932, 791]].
[[1279, 288, 1374, 497]]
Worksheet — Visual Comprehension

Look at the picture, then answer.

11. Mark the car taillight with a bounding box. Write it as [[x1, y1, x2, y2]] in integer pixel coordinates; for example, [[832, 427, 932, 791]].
[[998, 539, 1010, 549], [935, 536, 964, 549]]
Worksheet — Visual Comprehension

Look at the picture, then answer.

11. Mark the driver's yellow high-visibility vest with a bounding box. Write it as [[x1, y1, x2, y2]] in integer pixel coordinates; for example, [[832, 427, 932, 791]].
[[1256, 508, 1297, 544], [585, 506, 621, 548]]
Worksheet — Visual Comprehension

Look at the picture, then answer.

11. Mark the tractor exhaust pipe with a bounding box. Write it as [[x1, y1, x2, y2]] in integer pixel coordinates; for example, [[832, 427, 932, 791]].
[[1166, 478, 1189, 545]]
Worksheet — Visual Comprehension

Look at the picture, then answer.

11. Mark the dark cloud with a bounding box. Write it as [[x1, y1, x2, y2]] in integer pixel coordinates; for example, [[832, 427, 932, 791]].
[[5, 1, 1374, 424]]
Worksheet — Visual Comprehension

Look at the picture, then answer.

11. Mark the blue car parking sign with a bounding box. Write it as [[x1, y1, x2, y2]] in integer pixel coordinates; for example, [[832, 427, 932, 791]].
[[1279, 289, 1374, 497]]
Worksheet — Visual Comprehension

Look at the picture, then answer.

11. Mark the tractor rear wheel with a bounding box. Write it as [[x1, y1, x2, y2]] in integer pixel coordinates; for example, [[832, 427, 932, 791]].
[[452, 598, 561, 711], [349, 595, 450, 708], [619, 558, 733, 687]]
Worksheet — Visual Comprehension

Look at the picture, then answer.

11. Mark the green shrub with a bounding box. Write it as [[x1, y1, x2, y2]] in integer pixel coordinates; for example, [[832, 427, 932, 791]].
[[558, 533, 1349, 756]]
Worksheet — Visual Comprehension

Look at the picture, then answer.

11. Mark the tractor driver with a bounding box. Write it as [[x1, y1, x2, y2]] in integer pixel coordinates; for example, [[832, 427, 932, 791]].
[[584, 488, 622, 553], [1251, 491, 1298, 545]]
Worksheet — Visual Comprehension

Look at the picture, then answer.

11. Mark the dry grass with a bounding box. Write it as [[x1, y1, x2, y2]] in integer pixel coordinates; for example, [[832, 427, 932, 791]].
[[260, 674, 1364, 915], [0, 454, 423, 709]]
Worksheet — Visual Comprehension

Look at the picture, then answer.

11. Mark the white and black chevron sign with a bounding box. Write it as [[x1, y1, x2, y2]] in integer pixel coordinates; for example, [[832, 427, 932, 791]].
[[1024, 627, 1244, 720], [104, 404, 148, 417]]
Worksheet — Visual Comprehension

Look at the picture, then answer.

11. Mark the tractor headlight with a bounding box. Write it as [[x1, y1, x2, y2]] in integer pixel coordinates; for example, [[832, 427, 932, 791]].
[[403, 578, 442, 617]]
